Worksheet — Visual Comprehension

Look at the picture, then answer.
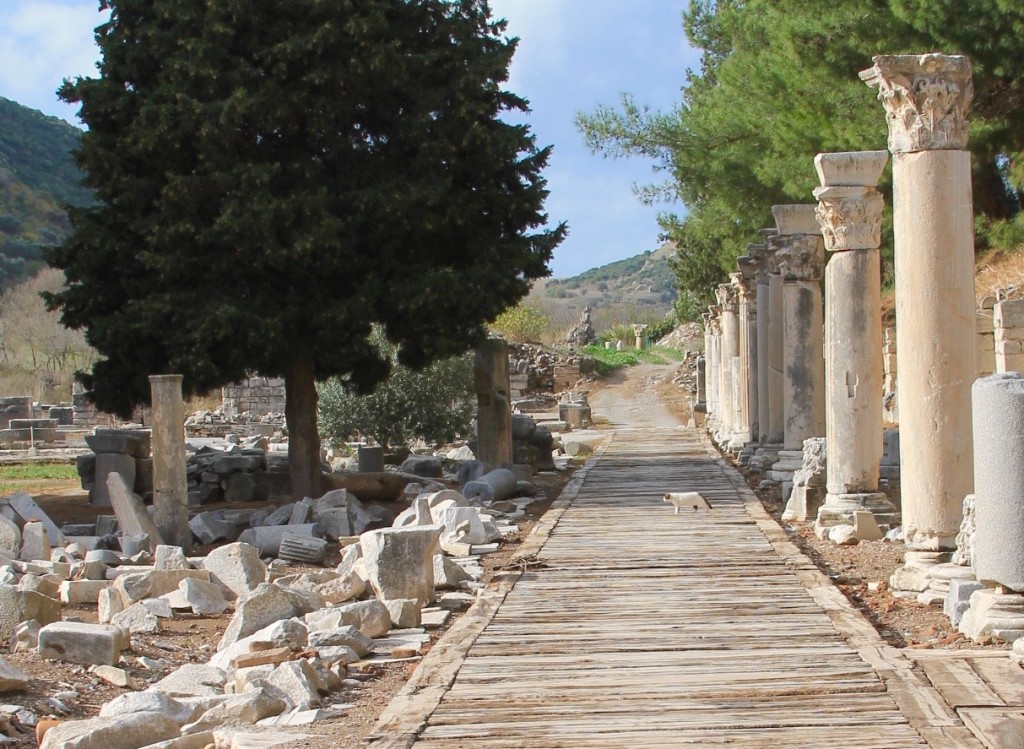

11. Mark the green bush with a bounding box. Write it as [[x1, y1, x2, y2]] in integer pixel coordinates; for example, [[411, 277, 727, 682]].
[[489, 303, 549, 343], [318, 329, 474, 450]]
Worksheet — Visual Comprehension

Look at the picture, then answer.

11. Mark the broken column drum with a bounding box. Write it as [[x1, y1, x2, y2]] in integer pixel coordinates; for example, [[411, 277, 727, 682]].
[[715, 284, 740, 443], [813, 151, 897, 528], [971, 374, 1024, 590], [861, 54, 976, 565], [771, 205, 826, 475], [149, 375, 190, 553]]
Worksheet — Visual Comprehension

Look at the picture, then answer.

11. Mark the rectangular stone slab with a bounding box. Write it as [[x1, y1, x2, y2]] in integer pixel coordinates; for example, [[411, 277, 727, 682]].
[[7, 493, 65, 545], [107, 473, 164, 550]]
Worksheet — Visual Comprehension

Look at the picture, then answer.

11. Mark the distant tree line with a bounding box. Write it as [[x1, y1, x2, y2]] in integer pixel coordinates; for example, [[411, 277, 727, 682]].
[[578, 0, 1024, 308]]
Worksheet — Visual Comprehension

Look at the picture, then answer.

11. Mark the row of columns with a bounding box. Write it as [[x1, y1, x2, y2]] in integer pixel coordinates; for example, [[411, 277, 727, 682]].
[[703, 53, 976, 594]]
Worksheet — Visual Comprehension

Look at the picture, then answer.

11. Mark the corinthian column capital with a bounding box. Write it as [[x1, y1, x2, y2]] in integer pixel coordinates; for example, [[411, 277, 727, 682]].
[[813, 186, 884, 251], [715, 283, 738, 314], [859, 53, 973, 154], [776, 235, 825, 282]]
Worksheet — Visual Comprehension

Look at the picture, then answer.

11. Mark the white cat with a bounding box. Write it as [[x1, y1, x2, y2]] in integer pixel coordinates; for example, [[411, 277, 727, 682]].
[[663, 491, 711, 513]]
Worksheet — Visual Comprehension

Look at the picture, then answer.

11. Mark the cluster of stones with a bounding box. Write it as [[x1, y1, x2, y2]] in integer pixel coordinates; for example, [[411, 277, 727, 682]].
[[0, 396, 77, 447], [506, 343, 596, 398], [184, 409, 284, 440], [0, 467, 539, 747], [700, 54, 1024, 648]]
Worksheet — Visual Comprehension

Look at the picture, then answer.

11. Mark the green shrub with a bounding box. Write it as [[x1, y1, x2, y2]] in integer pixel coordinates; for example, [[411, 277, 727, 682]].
[[489, 303, 549, 343], [318, 329, 474, 450]]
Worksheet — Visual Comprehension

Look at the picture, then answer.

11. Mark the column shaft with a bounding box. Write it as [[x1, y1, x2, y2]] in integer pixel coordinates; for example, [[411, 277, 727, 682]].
[[149, 374, 190, 553]]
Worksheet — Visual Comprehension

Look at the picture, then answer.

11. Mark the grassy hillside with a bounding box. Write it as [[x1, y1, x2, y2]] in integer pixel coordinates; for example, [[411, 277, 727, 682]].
[[528, 243, 678, 338], [0, 97, 91, 289]]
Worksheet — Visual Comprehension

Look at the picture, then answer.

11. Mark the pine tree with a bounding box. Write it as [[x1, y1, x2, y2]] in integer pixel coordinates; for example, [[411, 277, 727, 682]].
[[46, 0, 564, 498]]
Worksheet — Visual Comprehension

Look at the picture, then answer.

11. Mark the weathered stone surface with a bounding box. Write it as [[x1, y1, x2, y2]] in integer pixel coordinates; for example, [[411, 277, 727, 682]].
[[462, 468, 517, 504], [107, 473, 163, 548], [39, 710, 179, 749], [111, 601, 163, 634], [384, 598, 421, 628], [100, 690, 197, 724], [202, 542, 267, 600], [307, 626, 372, 657], [0, 656, 29, 692], [93, 664, 133, 687], [179, 577, 228, 616], [20, 521, 51, 562], [360, 526, 440, 608], [0, 584, 60, 643], [237, 524, 317, 557], [314, 508, 351, 542], [218, 583, 323, 650], [309, 599, 390, 639], [189, 512, 235, 546], [263, 661, 323, 710], [315, 570, 365, 605], [399, 456, 443, 478], [60, 579, 109, 605], [12, 619, 39, 652], [278, 533, 328, 565], [208, 618, 307, 670], [184, 688, 287, 733], [433, 554, 471, 589], [38, 622, 128, 666], [149, 663, 227, 697], [91, 453, 137, 507], [155, 545, 190, 570], [0, 515, 20, 556], [113, 569, 212, 606]]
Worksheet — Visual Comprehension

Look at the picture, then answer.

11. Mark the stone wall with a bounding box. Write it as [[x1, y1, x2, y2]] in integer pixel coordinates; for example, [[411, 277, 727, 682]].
[[977, 298, 995, 378], [994, 298, 1024, 373], [222, 377, 286, 417]]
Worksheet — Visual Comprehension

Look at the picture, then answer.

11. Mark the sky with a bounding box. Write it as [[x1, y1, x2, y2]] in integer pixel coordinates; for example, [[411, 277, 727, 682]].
[[0, 0, 701, 278]]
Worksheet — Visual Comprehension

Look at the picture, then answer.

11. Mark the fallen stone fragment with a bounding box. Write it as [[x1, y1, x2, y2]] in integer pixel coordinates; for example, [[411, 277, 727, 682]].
[[111, 602, 162, 634], [438, 591, 476, 611], [189, 513, 235, 546], [38, 622, 128, 666], [315, 570, 365, 605], [312, 645, 359, 665], [828, 525, 860, 546], [201, 542, 267, 600], [91, 665, 133, 688], [360, 526, 440, 607], [39, 710, 179, 749], [132, 732, 215, 749], [316, 508, 351, 541], [20, 522, 51, 562], [420, 609, 451, 630], [0, 516, 21, 557], [97, 588, 124, 624], [8, 493, 65, 546], [263, 661, 323, 710], [312, 599, 390, 639], [219, 584, 323, 651], [230, 646, 293, 670], [0, 657, 29, 692], [183, 688, 287, 734], [237, 524, 317, 558], [277, 533, 328, 565], [12, 619, 39, 652], [209, 728, 307, 749], [307, 626, 372, 657], [106, 473, 164, 550], [178, 577, 228, 616], [433, 554, 471, 589], [154, 545, 190, 571], [149, 663, 227, 698], [384, 598, 421, 628], [209, 619, 308, 670], [99, 691, 197, 724]]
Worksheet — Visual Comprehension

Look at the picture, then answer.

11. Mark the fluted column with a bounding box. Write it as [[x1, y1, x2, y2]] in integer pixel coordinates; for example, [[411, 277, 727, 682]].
[[862, 54, 976, 582], [770, 206, 826, 480], [716, 284, 740, 444], [812, 151, 898, 531]]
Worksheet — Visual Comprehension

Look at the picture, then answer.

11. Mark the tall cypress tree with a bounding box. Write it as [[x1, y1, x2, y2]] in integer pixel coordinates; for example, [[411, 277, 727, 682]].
[[46, 0, 563, 498]]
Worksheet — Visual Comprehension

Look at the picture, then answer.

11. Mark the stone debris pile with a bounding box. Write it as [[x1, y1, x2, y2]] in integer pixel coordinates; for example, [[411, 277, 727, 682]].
[[0, 456, 544, 747]]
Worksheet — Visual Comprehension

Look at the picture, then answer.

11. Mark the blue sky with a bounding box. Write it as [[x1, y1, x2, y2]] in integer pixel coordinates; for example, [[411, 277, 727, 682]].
[[0, 0, 699, 277]]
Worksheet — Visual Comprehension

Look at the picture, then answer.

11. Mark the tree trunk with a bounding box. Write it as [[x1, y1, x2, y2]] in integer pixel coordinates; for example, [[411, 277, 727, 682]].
[[285, 355, 322, 500]]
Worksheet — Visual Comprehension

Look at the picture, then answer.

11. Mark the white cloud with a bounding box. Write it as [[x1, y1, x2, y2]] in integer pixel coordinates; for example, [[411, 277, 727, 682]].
[[0, 1, 107, 123]]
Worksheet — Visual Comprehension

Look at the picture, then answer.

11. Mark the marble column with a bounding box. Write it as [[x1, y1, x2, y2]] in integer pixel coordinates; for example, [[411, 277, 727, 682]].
[[695, 355, 707, 412], [736, 257, 759, 459], [764, 230, 786, 447], [812, 151, 898, 532], [716, 284, 740, 445], [770, 205, 825, 484], [862, 54, 976, 586], [704, 309, 721, 431], [474, 338, 513, 467], [149, 374, 190, 553], [747, 244, 771, 445]]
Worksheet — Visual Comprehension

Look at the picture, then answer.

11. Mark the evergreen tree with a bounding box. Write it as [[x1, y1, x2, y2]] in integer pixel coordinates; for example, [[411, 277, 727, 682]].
[[578, 0, 1024, 308], [46, 0, 563, 498]]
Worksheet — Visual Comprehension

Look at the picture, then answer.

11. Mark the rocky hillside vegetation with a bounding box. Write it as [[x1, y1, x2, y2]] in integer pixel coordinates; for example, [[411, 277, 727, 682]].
[[0, 97, 91, 290]]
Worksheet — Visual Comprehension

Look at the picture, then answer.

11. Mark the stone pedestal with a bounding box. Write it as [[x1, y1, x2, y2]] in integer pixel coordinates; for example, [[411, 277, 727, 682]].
[[770, 206, 825, 484], [960, 588, 1024, 641], [783, 437, 827, 521], [149, 375, 190, 553], [474, 338, 513, 467], [863, 54, 976, 588], [811, 151, 897, 533]]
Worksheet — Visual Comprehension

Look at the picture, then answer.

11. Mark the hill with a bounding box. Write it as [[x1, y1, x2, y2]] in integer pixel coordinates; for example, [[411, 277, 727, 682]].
[[0, 97, 91, 289], [528, 243, 678, 336]]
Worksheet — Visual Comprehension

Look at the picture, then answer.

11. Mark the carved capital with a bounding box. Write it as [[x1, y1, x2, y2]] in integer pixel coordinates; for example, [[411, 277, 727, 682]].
[[715, 283, 738, 314], [860, 54, 973, 154], [745, 245, 771, 285], [737, 255, 758, 284], [772, 204, 820, 236], [776, 235, 825, 282], [813, 185, 884, 251]]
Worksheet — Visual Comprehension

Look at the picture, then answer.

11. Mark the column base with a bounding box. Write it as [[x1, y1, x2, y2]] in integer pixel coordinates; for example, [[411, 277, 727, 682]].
[[890, 550, 954, 597], [916, 563, 978, 611], [727, 431, 751, 452], [960, 587, 1024, 642], [737, 441, 759, 466], [748, 444, 782, 473], [767, 450, 802, 481], [782, 484, 826, 522], [815, 492, 899, 529]]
